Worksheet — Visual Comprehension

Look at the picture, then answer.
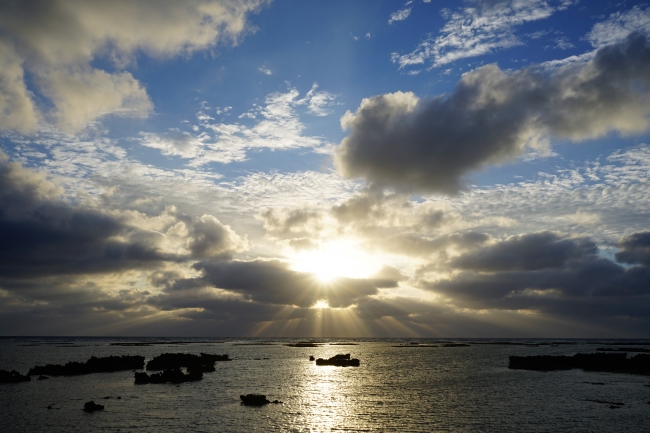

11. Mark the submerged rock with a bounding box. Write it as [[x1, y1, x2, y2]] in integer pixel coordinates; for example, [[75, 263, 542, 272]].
[[83, 401, 104, 412], [315, 353, 360, 367], [240, 394, 270, 406], [134, 367, 203, 384], [146, 353, 229, 373], [509, 353, 650, 375], [28, 355, 145, 376], [0, 369, 31, 383]]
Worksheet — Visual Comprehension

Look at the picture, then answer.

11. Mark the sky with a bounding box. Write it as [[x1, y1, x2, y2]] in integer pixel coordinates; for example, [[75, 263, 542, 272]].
[[1, 0, 650, 337]]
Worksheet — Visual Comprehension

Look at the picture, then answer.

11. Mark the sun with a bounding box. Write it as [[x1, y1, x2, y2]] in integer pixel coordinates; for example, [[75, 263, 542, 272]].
[[290, 239, 379, 282]]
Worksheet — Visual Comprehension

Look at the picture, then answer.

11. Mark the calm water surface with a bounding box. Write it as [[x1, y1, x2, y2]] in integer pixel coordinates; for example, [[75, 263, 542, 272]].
[[1, 338, 649, 432]]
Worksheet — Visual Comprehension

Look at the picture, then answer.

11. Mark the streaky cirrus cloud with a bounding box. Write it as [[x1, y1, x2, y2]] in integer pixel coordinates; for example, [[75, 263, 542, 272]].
[[391, 0, 576, 69], [0, 0, 267, 133], [336, 33, 650, 193]]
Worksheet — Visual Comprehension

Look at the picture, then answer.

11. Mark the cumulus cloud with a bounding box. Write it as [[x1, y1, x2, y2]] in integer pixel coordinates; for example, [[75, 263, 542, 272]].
[[191, 259, 384, 308], [392, 0, 574, 69], [337, 34, 650, 193], [0, 153, 246, 280], [616, 231, 650, 266], [0, 0, 266, 132]]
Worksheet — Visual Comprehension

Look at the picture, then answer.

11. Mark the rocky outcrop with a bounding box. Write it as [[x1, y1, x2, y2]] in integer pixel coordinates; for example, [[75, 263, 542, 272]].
[[315, 353, 360, 367], [83, 401, 104, 412], [28, 355, 145, 376], [240, 394, 280, 406], [134, 367, 202, 384], [509, 353, 650, 375], [0, 369, 31, 383], [145, 353, 229, 373]]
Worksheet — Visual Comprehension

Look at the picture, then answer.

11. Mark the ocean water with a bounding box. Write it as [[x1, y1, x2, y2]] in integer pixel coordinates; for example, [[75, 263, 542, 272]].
[[1, 338, 649, 432]]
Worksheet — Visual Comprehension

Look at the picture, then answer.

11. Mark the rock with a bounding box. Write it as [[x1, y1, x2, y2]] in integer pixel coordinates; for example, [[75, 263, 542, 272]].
[[28, 355, 145, 377], [509, 353, 650, 375], [117, 396, 121, 399], [0, 369, 31, 383], [315, 354, 360, 367], [47, 406, 52, 409], [83, 401, 104, 412], [134, 367, 203, 384], [37, 375, 49, 380], [240, 394, 271, 406], [284, 342, 320, 347], [309, 356, 315, 361], [442, 343, 471, 347], [145, 353, 229, 373]]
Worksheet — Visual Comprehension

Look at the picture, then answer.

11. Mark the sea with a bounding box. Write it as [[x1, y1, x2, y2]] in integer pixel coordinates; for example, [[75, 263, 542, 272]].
[[1, 337, 649, 432]]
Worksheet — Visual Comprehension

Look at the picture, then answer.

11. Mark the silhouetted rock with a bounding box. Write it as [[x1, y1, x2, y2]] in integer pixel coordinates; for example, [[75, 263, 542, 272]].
[[83, 401, 104, 412], [509, 353, 650, 375], [315, 353, 360, 367], [0, 369, 31, 383], [134, 367, 202, 384], [145, 353, 229, 373], [309, 356, 315, 361], [28, 355, 144, 376], [442, 343, 471, 347], [37, 375, 49, 380], [240, 394, 270, 406], [284, 342, 320, 347]]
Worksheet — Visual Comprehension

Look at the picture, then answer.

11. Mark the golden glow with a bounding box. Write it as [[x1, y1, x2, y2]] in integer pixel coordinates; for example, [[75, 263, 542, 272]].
[[313, 299, 329, 309], [290, 239, 381, 282]]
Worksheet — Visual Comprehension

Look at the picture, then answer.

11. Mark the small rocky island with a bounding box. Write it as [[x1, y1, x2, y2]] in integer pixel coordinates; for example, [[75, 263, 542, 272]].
[[134, 367, 203, 384], [146, 352, 230, 373], [240, 394, 280, 406], [0, 369, 31, 383], [509, 353, 650, 375], [28, 355, 145, 376], [315, 353, 360, 367]]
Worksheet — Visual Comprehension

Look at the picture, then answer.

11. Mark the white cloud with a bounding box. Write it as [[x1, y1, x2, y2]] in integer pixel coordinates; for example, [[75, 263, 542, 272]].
[[587, 5, 650, 48], [389, 7, 412, 25], [0, 0, 266, 133], [392, 0, 576, 69], [258, 67, 272, 75]]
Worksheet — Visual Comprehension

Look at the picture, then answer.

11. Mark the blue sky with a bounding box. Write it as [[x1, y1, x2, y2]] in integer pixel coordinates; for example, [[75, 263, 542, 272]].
[[1, 0, 650, 337]]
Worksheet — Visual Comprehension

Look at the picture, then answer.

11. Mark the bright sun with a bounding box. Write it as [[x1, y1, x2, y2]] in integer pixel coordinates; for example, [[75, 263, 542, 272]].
[[290, 239, 379, 282]]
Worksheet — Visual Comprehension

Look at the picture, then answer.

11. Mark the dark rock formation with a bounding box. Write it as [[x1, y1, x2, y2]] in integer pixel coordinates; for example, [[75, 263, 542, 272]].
[[83, 401, 104, 412], [509, 353, 650, 375], [145, 353, 229, 373], [315, 353, 360, 367], [134, 367, 202, 384], [28, 355, 145, 376], [284, 342, 320, 347], [442, 343, 471, 347], [240, 394, 271, 406], [309, 356, 315, 361], [0, 369, 31, 383]]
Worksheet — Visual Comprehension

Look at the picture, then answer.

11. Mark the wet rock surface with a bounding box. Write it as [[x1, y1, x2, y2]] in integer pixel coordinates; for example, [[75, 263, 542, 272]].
[[315, 353, 360, 367], [83, 401, 104, 412], [509, 353, 650, 375], [145, 352, 229, 373], [134, 367, 203, 384], [0, 369, 31, 383], [240, 394, 280, 406], [28, 355, 145, 376]]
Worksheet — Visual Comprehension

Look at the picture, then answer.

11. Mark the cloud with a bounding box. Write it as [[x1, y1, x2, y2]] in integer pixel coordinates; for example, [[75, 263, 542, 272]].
[[139, 85, 336, 164], [337, 34, 650, 193], [392, 0, 574, 69], [0, 152, 246, 280], [616, 231, 650, 266], [190, 258, 384, 308], [388, 7, 412, 25], [258, 66, 272, 75], [587, 5, 650, 48], [0, 0, 266, 132]]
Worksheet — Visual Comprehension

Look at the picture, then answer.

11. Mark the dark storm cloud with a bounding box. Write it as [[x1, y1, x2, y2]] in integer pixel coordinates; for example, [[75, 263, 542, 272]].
[[336, 33, 650, 193], [193, 259, 382, 308], [450, 232, 597, 271], [615, 231, 650, 266], [426, 232, 650, 319], [0, 154, 244, 280]]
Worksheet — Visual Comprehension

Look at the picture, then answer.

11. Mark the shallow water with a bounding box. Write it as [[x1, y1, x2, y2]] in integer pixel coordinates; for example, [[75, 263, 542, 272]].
[[1, 338, 649, 432]]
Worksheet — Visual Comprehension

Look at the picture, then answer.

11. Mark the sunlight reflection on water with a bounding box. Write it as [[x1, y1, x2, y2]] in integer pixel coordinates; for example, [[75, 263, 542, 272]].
[[1, 338, 650, 432]]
